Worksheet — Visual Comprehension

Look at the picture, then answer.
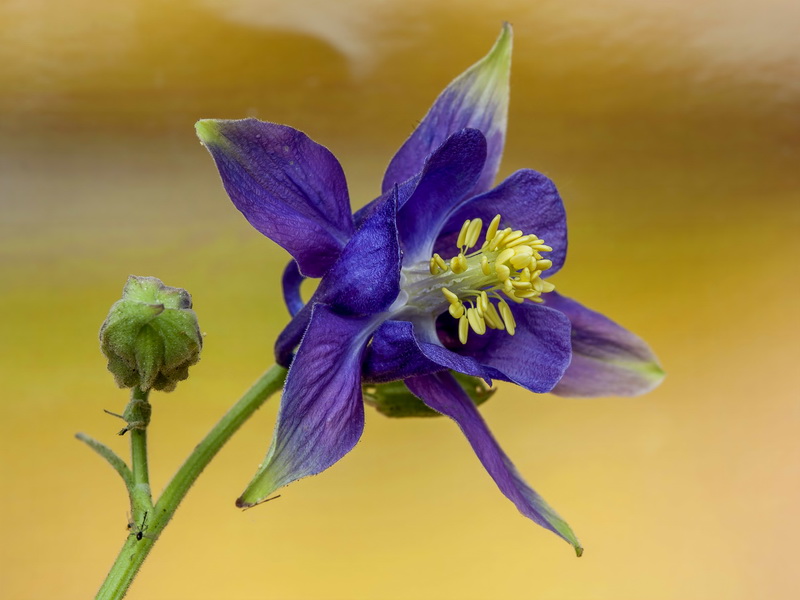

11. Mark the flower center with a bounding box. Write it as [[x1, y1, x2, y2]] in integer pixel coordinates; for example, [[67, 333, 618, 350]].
[[397, 214, 556, 344]]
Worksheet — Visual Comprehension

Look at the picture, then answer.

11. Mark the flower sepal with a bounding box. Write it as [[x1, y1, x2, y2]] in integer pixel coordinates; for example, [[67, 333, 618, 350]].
[[363, 372, 495, 418]]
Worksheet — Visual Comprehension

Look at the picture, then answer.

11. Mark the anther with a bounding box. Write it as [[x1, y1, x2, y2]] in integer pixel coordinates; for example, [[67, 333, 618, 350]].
[[502, 230, 524, 246], [442, 288, 459, 304], [465, 218, 483, 249], [480, 256, 491, 275], [458, 315, 469, 344], [495, 248, 515, 266], [450, 254, 468, 274], [498, 301, 516, 335], [456, 219, 471, 248], [466, 307, 487, 335], [449, 303, 465, 318], [495, 264, 511, 281], [486, 214, 502, 242], [505, 234, 535, 248], [484, 302, 505, 330]]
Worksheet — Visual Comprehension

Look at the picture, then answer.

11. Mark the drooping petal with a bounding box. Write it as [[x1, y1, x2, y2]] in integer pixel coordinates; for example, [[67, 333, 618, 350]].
[[196, 119, 354, 278], [315, 185, 401, 315], [436, 302, 572, 393], [397, 129, 487, 262], [543, 293, 665, 397], [237, 306, 373, 507], [281, 260, 305, 317], [382, 24, 512, 197], [405, 372, 582, 555], [435, 169, 568, 275]]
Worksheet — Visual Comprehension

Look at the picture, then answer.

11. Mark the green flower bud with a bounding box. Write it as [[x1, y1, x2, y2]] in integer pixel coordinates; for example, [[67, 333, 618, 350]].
[[100, 276, 202, 392]]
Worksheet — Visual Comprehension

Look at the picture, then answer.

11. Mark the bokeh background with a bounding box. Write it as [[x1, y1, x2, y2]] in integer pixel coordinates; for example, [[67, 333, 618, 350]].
[[1, 1, 798, 598]]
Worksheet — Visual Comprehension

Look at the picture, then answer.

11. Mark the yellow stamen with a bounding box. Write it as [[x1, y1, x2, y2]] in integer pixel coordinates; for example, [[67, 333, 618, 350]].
[[484, 302, 505, 330], [465, 218, 483, 249], [505, 234, 535, 248], [466, 307, 487, 335], [442, 287, 459, 304], [486, 214, 502, 242], [495, 247, 515, 265], [480, 256, 491, 275], [509, 254, 532, 269], [449, 302, 465, 318], [450, 254, 468, 274], [428, 212, 556, 345], [499, 300, 516, 335], [456, 219, 471, 248], [495, 263, 511, 281], [479, 291, 489, 313], [458, 315, 469, 344]]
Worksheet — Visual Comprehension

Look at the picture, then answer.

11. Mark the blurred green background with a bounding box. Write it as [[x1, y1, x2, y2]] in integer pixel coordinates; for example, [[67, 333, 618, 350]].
[[1, 1, 798, 598]]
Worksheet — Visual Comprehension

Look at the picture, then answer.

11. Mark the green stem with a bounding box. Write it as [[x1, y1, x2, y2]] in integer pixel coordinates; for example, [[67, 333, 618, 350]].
[[128, 387, 153, 516], [95, 364, 288, 600]]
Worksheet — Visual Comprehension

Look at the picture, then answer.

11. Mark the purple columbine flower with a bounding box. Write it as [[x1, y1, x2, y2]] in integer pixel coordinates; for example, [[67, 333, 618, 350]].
[[197, 24, 663, 555]]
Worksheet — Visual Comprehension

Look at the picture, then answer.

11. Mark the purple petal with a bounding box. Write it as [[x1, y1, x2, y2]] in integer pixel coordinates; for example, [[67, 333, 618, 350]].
[[237, 306, 372, 507], [362, 319, 491, 383], [437, 302, 572, 393], [397, 129, 487, 262], [543, 293, 665, 397], [316, 186, 401, 315], [196, 119, 354, 278], [281, 260, 305, 317], [435, 169, 568, 276], [412, 318, 494, 381], [276, 192, 400, 365], [405, 372, 582, 555], [362, 320, 444, 383], [383, 24, 512, 197]]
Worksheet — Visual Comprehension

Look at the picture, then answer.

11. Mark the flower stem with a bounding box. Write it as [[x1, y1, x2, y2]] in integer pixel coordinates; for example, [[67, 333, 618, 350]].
[[128, 387, 153, 516], [95, 364, 288, 600]]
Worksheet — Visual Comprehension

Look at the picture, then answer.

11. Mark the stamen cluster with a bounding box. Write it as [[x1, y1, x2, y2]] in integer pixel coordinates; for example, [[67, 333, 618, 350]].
[[430, 214, 556, 344]]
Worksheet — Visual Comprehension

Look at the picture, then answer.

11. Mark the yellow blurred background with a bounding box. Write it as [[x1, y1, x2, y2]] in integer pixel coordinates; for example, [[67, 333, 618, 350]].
[[1, 0, 798, 598]]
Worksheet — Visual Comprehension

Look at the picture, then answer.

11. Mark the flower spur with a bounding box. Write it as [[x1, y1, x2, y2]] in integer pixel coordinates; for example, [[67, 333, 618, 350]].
[[197, 24, 664, 555]]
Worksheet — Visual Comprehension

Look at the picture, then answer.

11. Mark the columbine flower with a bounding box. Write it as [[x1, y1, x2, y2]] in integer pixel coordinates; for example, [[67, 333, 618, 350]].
[[197, 24, 663, 555]]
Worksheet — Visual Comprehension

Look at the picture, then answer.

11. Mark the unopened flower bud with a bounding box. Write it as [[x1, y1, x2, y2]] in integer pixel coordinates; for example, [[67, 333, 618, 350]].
[[100, 276, 202, 392]]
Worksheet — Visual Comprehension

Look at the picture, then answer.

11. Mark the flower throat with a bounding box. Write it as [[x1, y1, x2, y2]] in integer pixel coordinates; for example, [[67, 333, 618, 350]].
[[399, 214, 556, 345]]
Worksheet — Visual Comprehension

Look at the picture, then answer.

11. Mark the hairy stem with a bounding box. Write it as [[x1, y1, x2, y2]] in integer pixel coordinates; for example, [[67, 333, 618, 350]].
[[95, 364, 288, 600]]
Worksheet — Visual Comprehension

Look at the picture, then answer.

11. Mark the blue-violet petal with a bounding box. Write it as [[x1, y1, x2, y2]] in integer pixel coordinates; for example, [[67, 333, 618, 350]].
[[382, 24, 512, 197], [405, 372, 582, 555], [237, 305, 372, 506], [196, 119, 354, 278], [543, 293, 665, 397]]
